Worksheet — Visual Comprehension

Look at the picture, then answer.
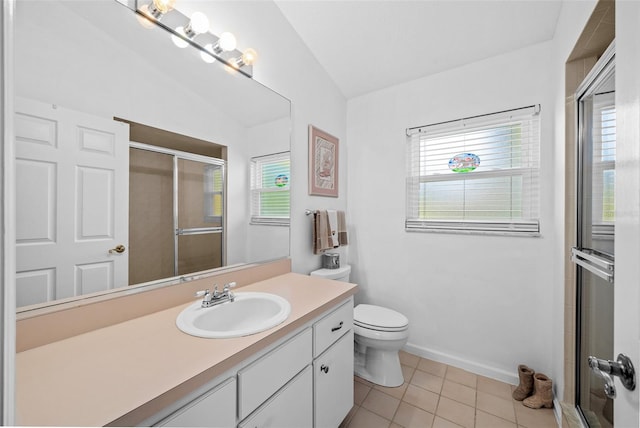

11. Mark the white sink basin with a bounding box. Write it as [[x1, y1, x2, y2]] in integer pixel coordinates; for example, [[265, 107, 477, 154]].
[[176, 292, 291, 339]]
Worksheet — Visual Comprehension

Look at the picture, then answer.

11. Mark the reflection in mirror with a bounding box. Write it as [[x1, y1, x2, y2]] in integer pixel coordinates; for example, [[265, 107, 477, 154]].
[[14, 0, 291, 311]]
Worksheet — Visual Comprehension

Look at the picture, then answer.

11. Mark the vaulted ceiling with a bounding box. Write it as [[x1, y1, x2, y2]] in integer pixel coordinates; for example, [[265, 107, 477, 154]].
[[275, 1, 564, 98]]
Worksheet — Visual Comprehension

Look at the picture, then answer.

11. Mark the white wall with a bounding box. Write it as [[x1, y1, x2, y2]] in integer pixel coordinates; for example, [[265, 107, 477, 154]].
[[346, 42, 557, 383]]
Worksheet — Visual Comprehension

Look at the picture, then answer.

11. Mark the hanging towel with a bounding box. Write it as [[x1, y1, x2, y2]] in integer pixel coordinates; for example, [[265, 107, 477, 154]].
[[313, 210, 333, 254], [327, 210, 339, 248], [337, 210, 348, 245]]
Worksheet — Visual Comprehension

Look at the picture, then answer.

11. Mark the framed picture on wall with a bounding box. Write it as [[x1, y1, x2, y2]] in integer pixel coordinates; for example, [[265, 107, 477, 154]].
[[308, 125, 339, 197]]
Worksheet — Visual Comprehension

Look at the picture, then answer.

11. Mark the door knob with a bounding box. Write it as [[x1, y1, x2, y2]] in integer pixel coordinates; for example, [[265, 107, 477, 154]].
[[588, 353, 636, 399], [109, 244, 126, 254]]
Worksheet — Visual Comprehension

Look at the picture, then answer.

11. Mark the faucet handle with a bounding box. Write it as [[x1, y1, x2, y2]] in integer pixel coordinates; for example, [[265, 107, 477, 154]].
[[223, 282, 237, 292]]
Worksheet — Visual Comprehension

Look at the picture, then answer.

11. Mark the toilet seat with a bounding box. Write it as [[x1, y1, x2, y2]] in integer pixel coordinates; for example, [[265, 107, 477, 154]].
[[354, 304, 408, 332]]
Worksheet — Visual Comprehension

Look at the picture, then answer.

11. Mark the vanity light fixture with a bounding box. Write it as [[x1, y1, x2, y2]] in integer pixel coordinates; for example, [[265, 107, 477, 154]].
[[134, 1, 257, 77]]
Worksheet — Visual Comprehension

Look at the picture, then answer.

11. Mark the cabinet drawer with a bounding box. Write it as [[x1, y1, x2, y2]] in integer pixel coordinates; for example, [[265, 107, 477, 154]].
[[238, 365, 312, 428], [313, 298, 353, 358], [238, 328, 312, 419], [158, 377, 236, 427]]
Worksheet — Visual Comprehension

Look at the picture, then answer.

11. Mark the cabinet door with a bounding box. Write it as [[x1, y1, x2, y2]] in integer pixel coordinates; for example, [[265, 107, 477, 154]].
[[238, 366, 312, 428], [159, 377, 236, 427], [238, 328, 312, 419], [314, 330, 354, 428]]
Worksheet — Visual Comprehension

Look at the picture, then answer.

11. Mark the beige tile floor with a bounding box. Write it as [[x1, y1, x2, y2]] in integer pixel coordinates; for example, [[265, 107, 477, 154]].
[[341, 351, 558, 428]]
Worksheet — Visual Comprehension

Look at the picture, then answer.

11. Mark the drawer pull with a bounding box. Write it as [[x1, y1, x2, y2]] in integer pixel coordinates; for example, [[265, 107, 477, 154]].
[[331, 321, 344, 332], [321, 364, 329, 374]]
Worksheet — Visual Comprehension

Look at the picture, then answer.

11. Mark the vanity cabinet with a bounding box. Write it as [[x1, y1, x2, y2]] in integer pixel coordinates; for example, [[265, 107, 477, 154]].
[[149, 297, 354, 428], [158, 378, 236, 427]]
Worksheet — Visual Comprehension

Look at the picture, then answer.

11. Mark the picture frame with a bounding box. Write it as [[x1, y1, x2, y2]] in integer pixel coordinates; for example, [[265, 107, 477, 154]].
[[308, 125, 339, 197]]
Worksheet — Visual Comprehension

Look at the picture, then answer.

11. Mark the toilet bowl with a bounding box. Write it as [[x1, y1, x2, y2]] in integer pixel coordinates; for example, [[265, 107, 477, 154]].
[[353, 304, 409, 387], [310, 265, 410, 387]]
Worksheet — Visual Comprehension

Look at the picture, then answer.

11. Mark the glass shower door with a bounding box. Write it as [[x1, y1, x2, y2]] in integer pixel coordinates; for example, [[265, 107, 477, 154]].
[[573, 58, 616, 428], [175, 157, 225, 276]]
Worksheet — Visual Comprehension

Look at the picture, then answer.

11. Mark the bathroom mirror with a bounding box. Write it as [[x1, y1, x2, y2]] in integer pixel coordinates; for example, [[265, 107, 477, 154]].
[[14, 0, 291, 311]]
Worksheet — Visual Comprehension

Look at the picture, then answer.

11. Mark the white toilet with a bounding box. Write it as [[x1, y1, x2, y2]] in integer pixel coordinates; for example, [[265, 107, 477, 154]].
[[310, 264, 410, 387]]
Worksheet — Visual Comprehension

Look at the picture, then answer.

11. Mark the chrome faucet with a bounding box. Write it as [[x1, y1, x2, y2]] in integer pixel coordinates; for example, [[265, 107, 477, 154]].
[[196, 282, 236, 308]]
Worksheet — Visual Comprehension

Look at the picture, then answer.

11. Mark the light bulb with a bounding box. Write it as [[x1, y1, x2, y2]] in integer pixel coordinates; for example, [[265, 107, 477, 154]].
[[171, 27, 189, 48], [200, 44, 217, 64], [241, 48, 258, 66], [143, 0, 175, 19], [229, 48, 258, 70], [185, 12, 209, 36], [218, 32, 237, 52], [152, 0, 176, 14]]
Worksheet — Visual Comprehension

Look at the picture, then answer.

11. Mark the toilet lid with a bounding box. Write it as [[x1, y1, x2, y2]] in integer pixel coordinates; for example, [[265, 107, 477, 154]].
[[354, 304, 408, 331]]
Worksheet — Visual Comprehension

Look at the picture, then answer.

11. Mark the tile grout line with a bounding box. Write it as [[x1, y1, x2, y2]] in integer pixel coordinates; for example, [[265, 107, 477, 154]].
[[352, 356, 557, 428]]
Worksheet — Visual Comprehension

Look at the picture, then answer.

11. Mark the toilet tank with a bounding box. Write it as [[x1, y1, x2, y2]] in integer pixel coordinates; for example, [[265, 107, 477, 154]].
[[310, 265, 351, 282]]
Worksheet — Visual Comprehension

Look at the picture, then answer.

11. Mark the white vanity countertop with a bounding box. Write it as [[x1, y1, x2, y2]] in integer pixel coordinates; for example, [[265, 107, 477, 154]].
[[15, 272, 358, 427]]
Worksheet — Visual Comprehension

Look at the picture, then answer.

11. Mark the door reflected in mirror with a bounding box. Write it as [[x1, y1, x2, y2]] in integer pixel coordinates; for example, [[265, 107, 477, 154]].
[[14, 0, 291, 311]]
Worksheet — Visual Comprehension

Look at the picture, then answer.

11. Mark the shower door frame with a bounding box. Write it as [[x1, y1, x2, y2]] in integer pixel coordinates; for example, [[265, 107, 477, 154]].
[[573, 43, 616, 427], [129, 142, 226, 276]]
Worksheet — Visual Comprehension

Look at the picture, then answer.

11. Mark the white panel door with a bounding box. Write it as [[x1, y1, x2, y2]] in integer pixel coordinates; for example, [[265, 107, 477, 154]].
[[615, 4, 640, 425], [15, 98, 129, 306]]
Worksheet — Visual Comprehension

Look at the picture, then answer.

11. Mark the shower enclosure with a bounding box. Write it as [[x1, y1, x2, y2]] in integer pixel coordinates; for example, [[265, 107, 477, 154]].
[[572, 49, 616, 428], [129, 143, 225, 285]]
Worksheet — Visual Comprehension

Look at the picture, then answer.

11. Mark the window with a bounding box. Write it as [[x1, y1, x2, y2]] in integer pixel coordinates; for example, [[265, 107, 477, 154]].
[[591, 93, 615, 238], [406, 105, 540, 235], [204, 164, 224, 223], [251, 152, 290, 225]]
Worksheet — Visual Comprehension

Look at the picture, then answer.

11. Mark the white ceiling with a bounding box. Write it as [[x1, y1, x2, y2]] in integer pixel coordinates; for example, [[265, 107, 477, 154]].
[[275, 0, 564, 99]]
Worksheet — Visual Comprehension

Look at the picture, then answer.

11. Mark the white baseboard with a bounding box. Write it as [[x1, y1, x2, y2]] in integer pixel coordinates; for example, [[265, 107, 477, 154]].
[[403, 342, 519, 385]]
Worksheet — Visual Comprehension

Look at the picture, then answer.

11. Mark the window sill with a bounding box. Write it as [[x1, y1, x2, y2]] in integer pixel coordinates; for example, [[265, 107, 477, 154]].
[[405, 219, 540, 237], [250, 217, 290, 227]]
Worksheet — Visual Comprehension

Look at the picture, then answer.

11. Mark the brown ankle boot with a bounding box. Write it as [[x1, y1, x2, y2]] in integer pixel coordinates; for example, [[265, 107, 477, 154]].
[[523, 373, 553, 409], [512, 365, 535, 401]]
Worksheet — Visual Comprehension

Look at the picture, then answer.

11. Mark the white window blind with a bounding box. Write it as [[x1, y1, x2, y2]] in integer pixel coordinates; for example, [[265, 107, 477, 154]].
[[406, 105, 541, 235], [591, 93, 615, 238], [250, 151, 290, 226], [204, 164, 224, 223]]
